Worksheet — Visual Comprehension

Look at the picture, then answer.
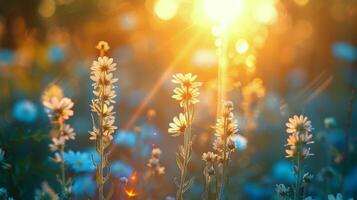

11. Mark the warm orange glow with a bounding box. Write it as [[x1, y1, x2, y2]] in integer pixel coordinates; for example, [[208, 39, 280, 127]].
[[254, 2, 277, 24], [236, 39, 249, 54], [203, 0, 244, 24], [125, 188, 138, 197], [130, 172, 137, 181], [154, 0, 178, 21]]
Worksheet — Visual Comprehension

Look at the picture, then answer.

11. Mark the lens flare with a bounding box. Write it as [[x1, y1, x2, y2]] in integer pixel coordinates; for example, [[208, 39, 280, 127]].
[[235, 39, 249, 54], [125, 188, 137, 197], [154, 0, 178, 21], [203, 0, 244, 24]]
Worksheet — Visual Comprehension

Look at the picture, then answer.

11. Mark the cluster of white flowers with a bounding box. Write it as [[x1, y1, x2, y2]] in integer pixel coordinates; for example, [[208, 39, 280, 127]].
[[285, 115, 314, 159], [202, 101, 240, 199], [89, 41, 118, 200], [42, 84, 76, 164], [212, 101, 239, 155], [42, 84, 75, 198], [169, 73, 201, 200], [276, 115, 314, 199], [89, 53, 118, 143]]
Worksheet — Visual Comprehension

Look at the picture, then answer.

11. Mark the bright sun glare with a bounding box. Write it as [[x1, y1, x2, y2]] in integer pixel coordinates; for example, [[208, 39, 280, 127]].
[[203, 0, 244, 24]]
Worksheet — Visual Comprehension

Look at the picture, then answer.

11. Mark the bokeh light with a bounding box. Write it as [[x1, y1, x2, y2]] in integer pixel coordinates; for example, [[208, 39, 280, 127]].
[[154, 0, 179, 21]]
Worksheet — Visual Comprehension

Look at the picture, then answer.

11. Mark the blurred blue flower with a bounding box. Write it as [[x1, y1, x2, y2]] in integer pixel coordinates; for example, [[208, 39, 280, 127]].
[[48, 45, 65, 63], [12, 100, 38, 123], [114, 130, 137, 148], [139, 144, 151, 158], [243, 183, 271, 200], [0, 49, 14, 65], [272, 160, 294, 183], [72, 175, 96, 197], [63, 151, 96, 172], [332, 42, 357, 62], [110, 161, 133, 178], [232, 134, 248, 151], [139, 122, 161, 140]]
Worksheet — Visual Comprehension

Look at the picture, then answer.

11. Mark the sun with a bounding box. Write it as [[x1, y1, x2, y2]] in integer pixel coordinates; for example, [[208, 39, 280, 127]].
[[192, 0, 244, 26]]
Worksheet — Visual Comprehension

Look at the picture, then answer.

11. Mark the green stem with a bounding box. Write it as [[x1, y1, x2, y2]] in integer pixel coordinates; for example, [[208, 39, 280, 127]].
[[177, 90, 192, 200], [219, 116, 228, 200], [294, 153, 301, 200], [59, 122, 67, 198], [98, 73, 106, 200]]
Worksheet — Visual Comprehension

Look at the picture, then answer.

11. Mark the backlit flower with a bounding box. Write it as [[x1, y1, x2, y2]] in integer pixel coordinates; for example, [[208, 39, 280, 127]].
[[172, 87, 200, 107], [62, 124, 76, 140], [285, 115, 314, 159], [286, 115, 312, 134], [172, 73, 202, 88], [202, 151, 218, 163], [41, 84, 63, 103], [96, 41, 110, 52], [43, 97, 74, 123], [91, 56, 117, 73], [90, 72, 118, 89], [275, 184, 289, 197], [168, 113, 187, 136], [49, 137, 65, 152]]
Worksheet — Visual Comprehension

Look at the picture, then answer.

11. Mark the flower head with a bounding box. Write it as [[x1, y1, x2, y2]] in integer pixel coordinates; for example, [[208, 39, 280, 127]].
[[275, 184, 289, 197], [42, 84, 63, 103], [202, 152, 218, 163], [63, 151, 96, 172], [49, 137, 65, 152], [168, 113, 187, 136], [91, 56, 117, 74], [96, 41, 110, 52], [172, 73, 202, 88], [172, 87, 200, 107], [43, 97, 74, 123], [62, 124, 76, 140], [286, 115, 312, 134]]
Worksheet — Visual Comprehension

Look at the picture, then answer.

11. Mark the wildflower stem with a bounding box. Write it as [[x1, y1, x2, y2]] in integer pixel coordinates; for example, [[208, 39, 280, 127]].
[[98, 73, 106, 200], [59, 122, 67, 198], [294, 154, 301, 200], [219, 115, 228, 200], [177, 91, 192, 200]]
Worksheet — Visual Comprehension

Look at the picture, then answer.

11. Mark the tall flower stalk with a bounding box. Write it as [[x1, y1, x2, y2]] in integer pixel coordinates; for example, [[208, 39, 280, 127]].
[[277, 115, 314, 200], [42, 84, 76, 199], [168, 73, 201, 200], [202, 101, 239, 200], [89, 41, 118, 200]]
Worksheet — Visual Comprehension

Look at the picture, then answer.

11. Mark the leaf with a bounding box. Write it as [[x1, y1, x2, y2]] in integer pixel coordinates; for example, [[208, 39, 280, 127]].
[[179, 145, 185, 158], [176, 153, 183, 171]]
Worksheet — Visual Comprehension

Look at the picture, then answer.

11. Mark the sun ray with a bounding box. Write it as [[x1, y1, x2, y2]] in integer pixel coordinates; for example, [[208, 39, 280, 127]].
[[124, 31, 202, 130]]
